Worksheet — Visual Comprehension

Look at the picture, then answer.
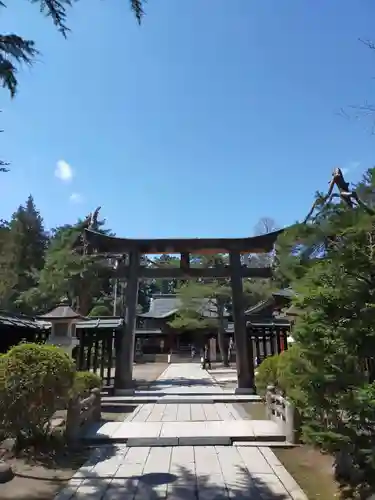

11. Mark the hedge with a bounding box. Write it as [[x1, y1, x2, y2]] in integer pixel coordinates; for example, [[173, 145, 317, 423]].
[[0, 343, 76, 444], [72, 371, 102, 397]]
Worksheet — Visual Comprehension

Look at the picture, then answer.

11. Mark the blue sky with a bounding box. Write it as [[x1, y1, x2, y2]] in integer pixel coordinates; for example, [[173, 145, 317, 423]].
[[1, 0, 375, 238]]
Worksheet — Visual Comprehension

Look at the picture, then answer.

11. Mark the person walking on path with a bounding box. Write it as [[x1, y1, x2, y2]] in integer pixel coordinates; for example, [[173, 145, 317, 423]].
[[191, 344, 196, 360], [202, 344, 211, 370]]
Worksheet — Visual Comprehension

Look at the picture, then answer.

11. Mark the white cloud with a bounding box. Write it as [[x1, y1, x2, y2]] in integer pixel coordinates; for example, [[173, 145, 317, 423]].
[[55, 159, 73, 182], [69, 192, 83, 204]]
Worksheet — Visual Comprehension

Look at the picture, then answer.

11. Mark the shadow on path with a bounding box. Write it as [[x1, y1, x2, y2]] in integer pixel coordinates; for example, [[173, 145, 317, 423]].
[[30, 445, 294, 500], [138, 378, 214, 391]]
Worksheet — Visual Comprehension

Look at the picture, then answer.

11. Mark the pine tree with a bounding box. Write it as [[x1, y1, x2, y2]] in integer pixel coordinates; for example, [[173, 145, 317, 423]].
[[169, 267, 231, 366], [0, 218, 16, 309], [277, 168, 375, 493], [169, 253, 273, 366], [21, 214, 113, 315], [0, 196, 47, 311]]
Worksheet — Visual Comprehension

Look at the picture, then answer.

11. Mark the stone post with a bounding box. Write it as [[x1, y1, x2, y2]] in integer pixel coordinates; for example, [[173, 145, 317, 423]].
[[229, 250, 254, 391], [66, 395, 80, 443], [284, 397, 297, 444], [91, 388, 101, 421], [265, 384, 276, 420]]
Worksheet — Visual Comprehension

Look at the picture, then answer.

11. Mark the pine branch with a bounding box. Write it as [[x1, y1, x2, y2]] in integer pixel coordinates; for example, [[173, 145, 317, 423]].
[[131, 0, 145, 23], [0, 1, 144, 98], [31, 0, 145, 35], [31, 0, 72, 37], [0, 160, 9, 173], [0, 35, 38, 97]]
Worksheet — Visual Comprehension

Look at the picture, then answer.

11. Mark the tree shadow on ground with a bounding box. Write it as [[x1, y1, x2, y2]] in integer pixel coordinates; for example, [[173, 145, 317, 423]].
[[141, 377, 214, 389], [40, 445, 294, 500], [1, 434, 91, 472]]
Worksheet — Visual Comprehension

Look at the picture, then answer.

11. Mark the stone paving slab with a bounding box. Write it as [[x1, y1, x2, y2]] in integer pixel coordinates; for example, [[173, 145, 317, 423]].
[[55, 445, 308, 499], [115, 363, 256, 425], [83, 420, 285, 445], [124, 403, 243, 423], [55, 364, 307, 498], [109, 389, 252, 396], [102, 394, 261, 403]]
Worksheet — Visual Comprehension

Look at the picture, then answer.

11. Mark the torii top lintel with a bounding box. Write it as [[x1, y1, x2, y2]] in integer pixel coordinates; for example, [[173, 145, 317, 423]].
[[84, 228, 285, 255]]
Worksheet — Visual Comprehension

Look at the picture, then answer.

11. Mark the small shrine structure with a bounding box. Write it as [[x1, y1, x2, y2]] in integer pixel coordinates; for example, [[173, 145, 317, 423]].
[[38, 302, 83, 357]]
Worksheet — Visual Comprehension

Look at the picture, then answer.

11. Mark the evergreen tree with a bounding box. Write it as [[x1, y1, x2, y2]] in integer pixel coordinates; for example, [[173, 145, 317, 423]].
[[169, 252, 273, 366], [0, 196, 47, 311], [276, 167, 375, 493], [21, 215, 113, 315], [0, 218, 15, 309]]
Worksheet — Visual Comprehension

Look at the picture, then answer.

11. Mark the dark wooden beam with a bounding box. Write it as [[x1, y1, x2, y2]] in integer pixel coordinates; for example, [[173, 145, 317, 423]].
[[84, 228, 285, 255], [114, 266, 272, 279], [180, 252, 190, 271]]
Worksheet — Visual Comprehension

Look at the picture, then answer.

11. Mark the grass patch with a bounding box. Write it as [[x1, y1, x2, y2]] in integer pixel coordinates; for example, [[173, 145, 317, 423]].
[[240, 401, 340, 499], [101, 404, 137, 423], [273, 446, 339, 500], [241, 401, 268, 420]]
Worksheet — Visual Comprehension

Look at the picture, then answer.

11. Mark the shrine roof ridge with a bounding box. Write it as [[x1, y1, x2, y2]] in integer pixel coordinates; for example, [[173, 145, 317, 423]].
[[84, 227, 285, 254]]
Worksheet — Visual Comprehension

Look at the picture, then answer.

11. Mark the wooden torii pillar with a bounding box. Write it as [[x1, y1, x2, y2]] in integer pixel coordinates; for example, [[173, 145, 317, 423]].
[[114, 249, 140, 392], [229, 251, 254, 391]]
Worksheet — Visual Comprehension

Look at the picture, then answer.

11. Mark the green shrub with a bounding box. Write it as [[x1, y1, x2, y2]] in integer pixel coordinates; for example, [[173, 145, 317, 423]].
[[72, 371, 102, 396], [276, 344, 310, 406], [1, 343, 75, 444], [255, 354, 280, 395], [0, 354, 7, 438], [88, 305, 111, 317]]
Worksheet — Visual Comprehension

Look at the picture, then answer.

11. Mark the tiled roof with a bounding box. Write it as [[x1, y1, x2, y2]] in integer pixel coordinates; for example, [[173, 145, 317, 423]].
[[248, 318, 291, 327], [244, 297, 275, 316], [75, 318, 124, 329], [138, 294, 229, 319], [38, 304, 83, 320], [0, 311, 49, 330], [272, 288, 296, 299]]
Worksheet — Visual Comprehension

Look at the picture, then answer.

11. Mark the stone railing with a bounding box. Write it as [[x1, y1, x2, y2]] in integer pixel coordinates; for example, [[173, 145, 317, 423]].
[[265, 385, 297, 443], [66, 388, 101, 442]]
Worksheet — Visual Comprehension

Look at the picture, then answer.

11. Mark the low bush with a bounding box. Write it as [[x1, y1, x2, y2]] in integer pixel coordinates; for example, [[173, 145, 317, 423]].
[[0, 354, 7, 439], [255, 345, 311, 404], [1, 343, 75, 445], [276, 344, 310, 406], [88, 304, 112, 317], [72, 371, 102, 397], [255, 354, 280, 395]]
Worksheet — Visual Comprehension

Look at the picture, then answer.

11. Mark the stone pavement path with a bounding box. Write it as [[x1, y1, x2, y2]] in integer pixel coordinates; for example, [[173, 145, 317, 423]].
[[56, 364, 307, 499], [126, 363, 243, 423]]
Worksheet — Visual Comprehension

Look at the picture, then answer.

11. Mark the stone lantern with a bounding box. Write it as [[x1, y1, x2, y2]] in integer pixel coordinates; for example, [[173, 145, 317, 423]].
[[38, 301, 84, 357]]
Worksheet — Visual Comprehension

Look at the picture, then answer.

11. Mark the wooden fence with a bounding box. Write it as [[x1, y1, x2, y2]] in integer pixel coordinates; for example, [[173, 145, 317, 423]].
[[249, 324, 290, 364], [265, 384, 297, 443]]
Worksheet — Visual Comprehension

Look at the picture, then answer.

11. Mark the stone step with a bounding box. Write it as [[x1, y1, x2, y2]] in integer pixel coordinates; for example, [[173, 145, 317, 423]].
[[233, 441, 296, 448], [83, 420, 286, 447], [113, 389, 254, 396], [102, 394, 262, 404]]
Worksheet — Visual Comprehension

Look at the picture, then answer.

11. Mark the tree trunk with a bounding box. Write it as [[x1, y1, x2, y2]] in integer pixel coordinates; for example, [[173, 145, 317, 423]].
[[217, 297, 229, 367]]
